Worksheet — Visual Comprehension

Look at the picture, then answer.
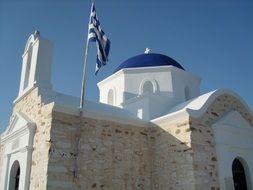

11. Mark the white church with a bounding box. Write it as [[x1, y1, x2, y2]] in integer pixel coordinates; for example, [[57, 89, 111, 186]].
[[0, 31, 253, 190]]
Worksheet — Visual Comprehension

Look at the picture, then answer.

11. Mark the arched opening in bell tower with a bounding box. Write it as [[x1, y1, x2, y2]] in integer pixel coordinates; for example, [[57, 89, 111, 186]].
[[23, 43, 33, 90]]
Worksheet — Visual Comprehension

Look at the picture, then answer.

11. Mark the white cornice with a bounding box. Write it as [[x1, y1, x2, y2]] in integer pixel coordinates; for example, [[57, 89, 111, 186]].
[[6, 145, 33, 156], [97, 65, 200, 88], [1, 123, 36, 143], [97, 70, 123, 87], [1, 112, 36, 143]]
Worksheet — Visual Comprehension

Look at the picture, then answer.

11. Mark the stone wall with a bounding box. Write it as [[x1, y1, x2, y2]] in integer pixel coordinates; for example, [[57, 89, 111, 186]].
[[152, 116, 196, 190], [190, 118, 219, 190], [48, 110, 153, 190], [11, 88, 54, 190], [200, 93, 253, 127]]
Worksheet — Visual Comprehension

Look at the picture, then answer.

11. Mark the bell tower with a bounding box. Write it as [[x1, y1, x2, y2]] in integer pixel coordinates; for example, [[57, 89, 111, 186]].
[[17, 31, 53, 100]]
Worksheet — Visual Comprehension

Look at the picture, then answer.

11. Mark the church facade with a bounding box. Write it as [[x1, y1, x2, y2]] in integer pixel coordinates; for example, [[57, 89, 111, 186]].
[[1, 32, 253, 190]]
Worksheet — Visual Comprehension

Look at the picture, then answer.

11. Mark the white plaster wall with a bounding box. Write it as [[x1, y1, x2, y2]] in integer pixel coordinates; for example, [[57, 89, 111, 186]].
[[98, 65, 201, 120], [34, 38, 53, 88], [123, 68, 173, 100], [123, 96, 150, 120], [213, 111, 253, 190], [98, 72, 125, 106], [123, 93, 178, 120], [215, 145, 253, 190], [171, 68, 200, 103], [122, 66, 200, 105]]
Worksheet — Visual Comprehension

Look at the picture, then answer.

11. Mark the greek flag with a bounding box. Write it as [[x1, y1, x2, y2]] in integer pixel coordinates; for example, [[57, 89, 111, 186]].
[[88, 3, 110, 75]]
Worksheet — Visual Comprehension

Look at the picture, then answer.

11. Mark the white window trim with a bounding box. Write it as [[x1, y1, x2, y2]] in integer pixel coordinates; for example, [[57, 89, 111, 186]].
[[139, 79, 158, 95]]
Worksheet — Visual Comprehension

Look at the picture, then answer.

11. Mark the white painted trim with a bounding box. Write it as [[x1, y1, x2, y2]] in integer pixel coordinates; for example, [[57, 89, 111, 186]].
[[6, 145, 33, 156], [139, 79, 158, 95], [1, 112, 35, 138], [13, 86, 36, 104], [23, 34, 39, 55], [151, 109, 190, 125], [153, 89, 253, 122], [52, 103, 151, 128], [1, 124, 35, 144], [97, 69, 123, 87], [187, 89, 253, 118]]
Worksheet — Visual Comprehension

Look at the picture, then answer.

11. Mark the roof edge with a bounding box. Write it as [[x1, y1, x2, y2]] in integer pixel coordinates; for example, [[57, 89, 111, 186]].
[[152, 88, 253, 123], [52, 100, 150, 128]]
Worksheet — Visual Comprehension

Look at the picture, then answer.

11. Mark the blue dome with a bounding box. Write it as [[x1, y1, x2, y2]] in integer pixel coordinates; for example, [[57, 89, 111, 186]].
[[114, 53, 184, 73]]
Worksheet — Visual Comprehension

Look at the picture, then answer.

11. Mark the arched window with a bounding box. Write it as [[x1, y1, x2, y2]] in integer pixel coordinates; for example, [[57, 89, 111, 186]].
[[143, 81, 154, 94], [139, 79, 158, 95], [185, 86, 191, 101], [107, 89, 114, 105], [232, 158, 248, 190], [9, 161, 20, 190], [23, 43, 33, 90]]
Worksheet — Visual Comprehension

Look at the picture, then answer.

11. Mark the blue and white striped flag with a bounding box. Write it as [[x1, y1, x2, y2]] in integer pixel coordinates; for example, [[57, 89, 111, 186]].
[[88, 3, 110, 75]]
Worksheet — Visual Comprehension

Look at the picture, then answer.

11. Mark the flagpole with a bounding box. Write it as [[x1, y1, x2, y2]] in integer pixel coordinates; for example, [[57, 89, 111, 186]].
[[73, 1, 94, 178], [79, 2, 94, 110]]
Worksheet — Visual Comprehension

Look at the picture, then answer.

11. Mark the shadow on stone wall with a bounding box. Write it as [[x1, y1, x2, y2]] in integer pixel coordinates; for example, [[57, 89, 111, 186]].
[[48, 110, 223, 190], [151, 121, 196, 190]]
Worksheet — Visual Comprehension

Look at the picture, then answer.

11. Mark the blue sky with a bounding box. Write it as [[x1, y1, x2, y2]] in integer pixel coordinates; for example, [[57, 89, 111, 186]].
[[0, 0, 253, 133]]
